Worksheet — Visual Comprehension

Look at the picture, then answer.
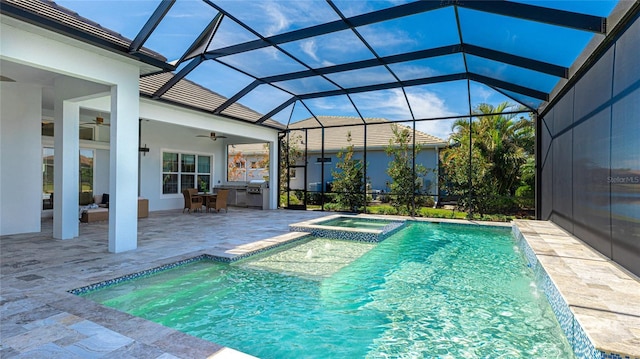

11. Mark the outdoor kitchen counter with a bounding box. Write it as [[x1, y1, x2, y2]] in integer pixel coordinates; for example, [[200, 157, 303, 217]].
[[215, 184, 248, 207], [215, 181, 268, 209]]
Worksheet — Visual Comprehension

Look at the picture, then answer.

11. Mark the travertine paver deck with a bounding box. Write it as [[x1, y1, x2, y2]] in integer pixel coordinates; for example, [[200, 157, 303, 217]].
[[514, 220, 640, 359], [1, 208, 327, 359]]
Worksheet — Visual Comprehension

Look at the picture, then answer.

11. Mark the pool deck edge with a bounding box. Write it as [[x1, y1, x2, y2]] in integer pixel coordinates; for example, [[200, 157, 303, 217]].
[[513, 219, 640, 359]]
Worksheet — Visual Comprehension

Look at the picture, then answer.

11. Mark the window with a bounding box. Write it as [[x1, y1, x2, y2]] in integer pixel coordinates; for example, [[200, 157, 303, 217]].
[[78, 149, 94, 205], [42, 147, 94, 209], [316, 157, 332, 164], [42, 122, 54, 137], [42, 148, 54, 210], [79, 125, 95, 141], [42, 121, 97, 141], [162, 152, 211, 194]]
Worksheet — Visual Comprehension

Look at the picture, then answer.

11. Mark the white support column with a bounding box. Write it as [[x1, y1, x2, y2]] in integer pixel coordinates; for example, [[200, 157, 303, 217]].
[[0, 83, 42, 235], [108, 79, 139, 253], [53, 89, 80, 240], [52, 77, 108, 240]]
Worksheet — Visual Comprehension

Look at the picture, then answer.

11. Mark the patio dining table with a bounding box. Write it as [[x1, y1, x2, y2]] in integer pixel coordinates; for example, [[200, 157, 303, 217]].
[[199, 193, 217, 211]]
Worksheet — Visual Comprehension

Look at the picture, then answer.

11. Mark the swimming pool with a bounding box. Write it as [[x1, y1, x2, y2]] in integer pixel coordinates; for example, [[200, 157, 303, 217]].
[[78, 222, 575, 358]]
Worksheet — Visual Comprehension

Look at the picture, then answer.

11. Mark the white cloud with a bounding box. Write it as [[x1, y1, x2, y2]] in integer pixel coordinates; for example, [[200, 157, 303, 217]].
[[391, 64, 437, 81], [360, 89, 413, 120], [358, 27, 416, 51], [262, 2, 290, 36], [300, 40, 320, 62], [296, 87, 456, 140], [257, 0, 338, 36], [415, 119, 456, 141], [407, 90, 453, 119], [470, 83, 494, 103], [406, 89, 456, 140], [348, 88, 455, 139]]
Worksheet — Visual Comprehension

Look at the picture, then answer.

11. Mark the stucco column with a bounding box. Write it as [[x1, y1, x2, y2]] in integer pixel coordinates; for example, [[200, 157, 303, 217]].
[[53, 83, 80, 240], [0, 83, 42, 235], [108, 78, 140, 253]]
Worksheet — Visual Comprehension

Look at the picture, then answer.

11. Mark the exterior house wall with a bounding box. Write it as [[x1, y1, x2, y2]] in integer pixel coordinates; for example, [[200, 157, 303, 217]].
[[0, 83, 43, 235], [295, 147, 440, 197], [139, 120, 224, 212], [138, 99, 280, 210], [539, 14, 640, 277], [37, 104, 279, 215]]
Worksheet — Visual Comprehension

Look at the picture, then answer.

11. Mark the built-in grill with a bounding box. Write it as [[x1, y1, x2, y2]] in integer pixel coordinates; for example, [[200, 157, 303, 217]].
[[247, 180, 269, 209]]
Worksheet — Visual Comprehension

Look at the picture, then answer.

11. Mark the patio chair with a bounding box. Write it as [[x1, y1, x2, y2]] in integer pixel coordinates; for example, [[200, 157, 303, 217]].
[[182, 188, 203, 213], [207, 189, 229, 213]]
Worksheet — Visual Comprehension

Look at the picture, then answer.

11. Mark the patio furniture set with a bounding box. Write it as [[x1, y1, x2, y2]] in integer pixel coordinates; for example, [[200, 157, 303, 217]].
[[182, 188, 229, 214], [80, 194, 149, 223]]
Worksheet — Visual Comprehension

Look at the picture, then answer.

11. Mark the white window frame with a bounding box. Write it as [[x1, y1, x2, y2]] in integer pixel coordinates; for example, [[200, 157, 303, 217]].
[[161, 150, 212, 196]]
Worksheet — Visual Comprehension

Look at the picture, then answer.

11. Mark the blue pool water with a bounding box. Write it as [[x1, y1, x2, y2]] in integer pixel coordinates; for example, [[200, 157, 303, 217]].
[[80, 222, 575, 358]]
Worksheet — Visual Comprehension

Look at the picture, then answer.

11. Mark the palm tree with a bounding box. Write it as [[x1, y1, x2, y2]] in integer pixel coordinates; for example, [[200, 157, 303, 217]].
[[473, 102, 532, 196], [440, 102, 534, 214]]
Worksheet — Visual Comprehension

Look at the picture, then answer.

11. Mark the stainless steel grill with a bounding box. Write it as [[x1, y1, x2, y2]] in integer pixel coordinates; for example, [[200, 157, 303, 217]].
[[247, 180, 269, 209]]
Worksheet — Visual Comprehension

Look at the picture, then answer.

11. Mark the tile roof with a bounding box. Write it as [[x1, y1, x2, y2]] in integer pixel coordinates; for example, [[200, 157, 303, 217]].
[[139, 73, 284, 129], [288, 116, 447, 152], [2, 0, 166, 62]]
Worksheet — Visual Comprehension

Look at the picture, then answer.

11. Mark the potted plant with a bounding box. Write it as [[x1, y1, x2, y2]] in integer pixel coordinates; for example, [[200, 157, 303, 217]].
[[199, 179, 208, 194]]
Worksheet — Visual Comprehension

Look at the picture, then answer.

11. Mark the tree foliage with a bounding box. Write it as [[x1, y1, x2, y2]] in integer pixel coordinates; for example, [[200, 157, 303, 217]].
[[331, 132, 366, 212], [227, 151, 246, 181], [279, 132, 304, 206], [440, 102, 534, 214], [385, 124, 427, 215]]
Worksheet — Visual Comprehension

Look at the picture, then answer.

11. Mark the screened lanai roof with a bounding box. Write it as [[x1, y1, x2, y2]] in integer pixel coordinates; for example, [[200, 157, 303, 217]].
[[3, 0, 625, 132]]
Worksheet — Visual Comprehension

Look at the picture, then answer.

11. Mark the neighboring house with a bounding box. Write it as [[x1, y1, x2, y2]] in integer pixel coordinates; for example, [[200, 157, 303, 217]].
[[227, 143, 270, 182], [286, 116, 447, 199]]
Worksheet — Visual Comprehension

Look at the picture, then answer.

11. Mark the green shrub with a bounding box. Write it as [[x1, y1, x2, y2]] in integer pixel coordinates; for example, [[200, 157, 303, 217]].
[[415, 195, 435, 208], [376, 206, 398, 215], [280, 191, 301, 206], [323, 202, 340, 212]]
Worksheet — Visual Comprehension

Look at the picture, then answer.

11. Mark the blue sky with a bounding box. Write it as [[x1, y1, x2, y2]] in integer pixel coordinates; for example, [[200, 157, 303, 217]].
[[54, 0, 617, 139]]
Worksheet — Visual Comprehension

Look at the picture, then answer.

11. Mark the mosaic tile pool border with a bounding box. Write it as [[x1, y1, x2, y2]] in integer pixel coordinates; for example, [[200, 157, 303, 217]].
[[290, 216, 406, 242], [512, 226, 627, 359], [68, 254, 215, 295], [68, 235, 312, 296]]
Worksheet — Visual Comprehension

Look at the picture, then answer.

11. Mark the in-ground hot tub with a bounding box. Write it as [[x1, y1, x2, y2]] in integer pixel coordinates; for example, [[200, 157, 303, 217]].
[[289, 214, 406, 242]]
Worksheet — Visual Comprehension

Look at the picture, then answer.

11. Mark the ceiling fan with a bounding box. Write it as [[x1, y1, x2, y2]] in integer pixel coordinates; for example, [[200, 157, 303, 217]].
[[81, 116, 109, 126], [197, 132, 227, 141]]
